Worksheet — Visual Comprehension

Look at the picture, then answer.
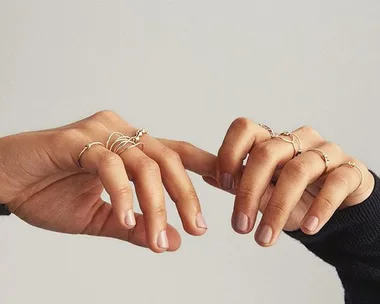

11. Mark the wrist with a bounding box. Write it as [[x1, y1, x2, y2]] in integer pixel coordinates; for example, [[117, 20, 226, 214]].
[[0, 135, 13, 204]]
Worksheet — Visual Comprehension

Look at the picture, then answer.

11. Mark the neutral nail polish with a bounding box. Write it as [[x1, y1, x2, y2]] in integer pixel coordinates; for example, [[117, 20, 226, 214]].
[[256, 224, 273, 245], [233, 212, 249, 232], [303, 216, 319, 232], [196, 213, 208, 229], [220, 173, 234, 191], [125, 209, 136, 228], [157, 230, 169, 249]]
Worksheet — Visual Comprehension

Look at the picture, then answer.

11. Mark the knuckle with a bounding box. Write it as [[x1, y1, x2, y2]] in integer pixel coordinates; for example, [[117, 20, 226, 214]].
[[331, 172, 350, 190], [283, 160, 310, 180], [137, 157, 160, 173], [177, 141, 195, 154], [251, 143, 275, 163], [236, 186, 256, 202], [99, 151, 121, 168], [181, 189, 199, 202], [317, 196, 335, 211], [162, 146, 182, 163], [326, 141, 343, 154], [231, 117, 253, 131], [62, 128, 82, 141], [299, 125, 322, 141], [265, 200, 287, 218], [114, 185, 131, 197], [88, 110, 122, 128], [93, 110, 116, 120], [53, 128, 83, 147], [218, 147, 242, 162], [151, 206, 166, 218]]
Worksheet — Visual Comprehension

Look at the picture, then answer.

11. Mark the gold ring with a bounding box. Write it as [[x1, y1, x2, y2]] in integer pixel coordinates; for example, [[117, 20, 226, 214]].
[[275, 132, 298, 158], [292, 133, 302, 156], [338, 161, 364, 192], [259, 124, 276, 138], [77, 142, 105, 169], [308, 148, 330, 172], [133, 128, 149, 143], [106, 132, 141, 155]]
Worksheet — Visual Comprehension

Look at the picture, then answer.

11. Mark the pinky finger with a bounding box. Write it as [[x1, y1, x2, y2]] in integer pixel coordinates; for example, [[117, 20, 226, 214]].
[[300, 164, 362, 235]]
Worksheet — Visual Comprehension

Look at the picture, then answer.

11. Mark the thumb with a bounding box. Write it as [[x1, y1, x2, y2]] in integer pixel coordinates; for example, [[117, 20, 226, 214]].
[[157, 138, 217, 179]]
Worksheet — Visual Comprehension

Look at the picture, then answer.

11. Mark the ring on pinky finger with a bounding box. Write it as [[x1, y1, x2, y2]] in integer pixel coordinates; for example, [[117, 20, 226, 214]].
[[300, 163, 364, 234]]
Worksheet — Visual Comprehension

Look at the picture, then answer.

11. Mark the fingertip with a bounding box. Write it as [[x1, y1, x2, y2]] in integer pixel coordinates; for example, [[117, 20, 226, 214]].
[[301, 215, 320, 235], [231, 211, 254, 234], [254, 223, 275, 247], [182, 221, 208, 237], [124, 209, 136, 229], [166, 225, 181, 252]]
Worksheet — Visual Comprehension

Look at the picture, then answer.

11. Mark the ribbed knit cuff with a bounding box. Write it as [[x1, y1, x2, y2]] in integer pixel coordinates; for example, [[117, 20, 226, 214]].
[[286, 171, 380, 244]]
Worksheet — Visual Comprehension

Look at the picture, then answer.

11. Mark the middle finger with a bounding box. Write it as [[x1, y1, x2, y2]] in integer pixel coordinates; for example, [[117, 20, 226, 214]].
[[139, 135, 208, 236], [233, 126, 324, 234]]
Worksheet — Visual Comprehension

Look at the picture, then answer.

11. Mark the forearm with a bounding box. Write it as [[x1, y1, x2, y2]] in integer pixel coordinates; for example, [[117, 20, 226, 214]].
[[286, 171, 380, 303]]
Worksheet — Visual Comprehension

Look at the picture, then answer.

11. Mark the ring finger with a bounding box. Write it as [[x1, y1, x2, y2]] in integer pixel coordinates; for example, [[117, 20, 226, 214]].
[[138, 135, 208, 236], [300, 160, 368, 235], [233, 126, 324, 234], [255, 140, 345, 246]]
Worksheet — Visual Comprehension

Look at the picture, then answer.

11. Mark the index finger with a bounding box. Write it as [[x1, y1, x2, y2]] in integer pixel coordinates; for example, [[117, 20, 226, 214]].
[[157, 139, 217, 179]]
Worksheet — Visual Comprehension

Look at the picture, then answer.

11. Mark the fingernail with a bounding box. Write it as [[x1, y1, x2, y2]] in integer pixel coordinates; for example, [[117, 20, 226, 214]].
[[125, 209, 136, 228], [196, 213, 208, 229], [256, 224, 273, 245], [233, 212, 249, 232], [303, 216, 319, 232], [157, 230, 169, 249], [220, 173, 234, 191]]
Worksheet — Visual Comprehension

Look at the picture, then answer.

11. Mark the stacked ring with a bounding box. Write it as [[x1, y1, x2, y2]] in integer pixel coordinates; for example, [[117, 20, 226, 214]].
[[308, 148, 330, 173], [77, 128, 149, 169], [259, 123, 276, 138], [77, 142, 105, 169], [275, 132, 302, 158], [339, 161, 364, 192]]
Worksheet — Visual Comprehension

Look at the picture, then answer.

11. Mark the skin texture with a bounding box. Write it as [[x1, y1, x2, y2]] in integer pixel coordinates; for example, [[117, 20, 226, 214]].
[[163, 118, 375, 247], [0, 111, 208, 253], [0, 113, 375, 251]]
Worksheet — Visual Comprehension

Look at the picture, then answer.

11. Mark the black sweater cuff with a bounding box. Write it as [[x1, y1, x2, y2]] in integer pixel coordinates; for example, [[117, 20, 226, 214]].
[[286, 171, 380, 303], [286, 171, 380, 245], [0, 204, 10, 216]]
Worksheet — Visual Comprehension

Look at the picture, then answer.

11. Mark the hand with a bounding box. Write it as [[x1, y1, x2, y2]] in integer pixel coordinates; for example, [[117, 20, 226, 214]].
[[163, 118, 375, 247], [0, 111, 208, 253]]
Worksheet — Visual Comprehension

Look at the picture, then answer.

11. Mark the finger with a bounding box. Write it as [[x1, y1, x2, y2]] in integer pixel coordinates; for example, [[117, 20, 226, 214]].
[[157, 138, 217, 178], [217, 118, 270, 191], [300, 161, 369, 235], [83, 202, 181, 252], [233, 126, 323, 235], [256, 141, 344, 246], [79, 145, 135, 229], [117, 146, 168, 253], [203, 176, 235, 195], [139, 136, 207, 236]]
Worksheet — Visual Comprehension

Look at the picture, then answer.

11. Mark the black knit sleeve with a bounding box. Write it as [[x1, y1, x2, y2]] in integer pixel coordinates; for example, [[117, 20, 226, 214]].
[[286, 171, 380, 303], [0, 204, 10, 216]]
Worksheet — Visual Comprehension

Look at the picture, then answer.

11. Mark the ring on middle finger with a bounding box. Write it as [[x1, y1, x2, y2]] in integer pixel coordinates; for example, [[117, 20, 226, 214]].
[[308, 148, 330, 173], [133, 128, 149, 143], [274, 132, 301, 158], [106, 132, 141, 155]]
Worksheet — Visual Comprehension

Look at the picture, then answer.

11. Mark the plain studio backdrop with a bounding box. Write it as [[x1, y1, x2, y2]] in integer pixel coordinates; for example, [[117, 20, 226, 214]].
[[0, 1, 379, 303]]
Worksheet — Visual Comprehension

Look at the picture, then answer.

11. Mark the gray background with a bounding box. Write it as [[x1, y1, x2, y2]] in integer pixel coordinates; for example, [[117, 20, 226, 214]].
[[0, 1, 379, 303]]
